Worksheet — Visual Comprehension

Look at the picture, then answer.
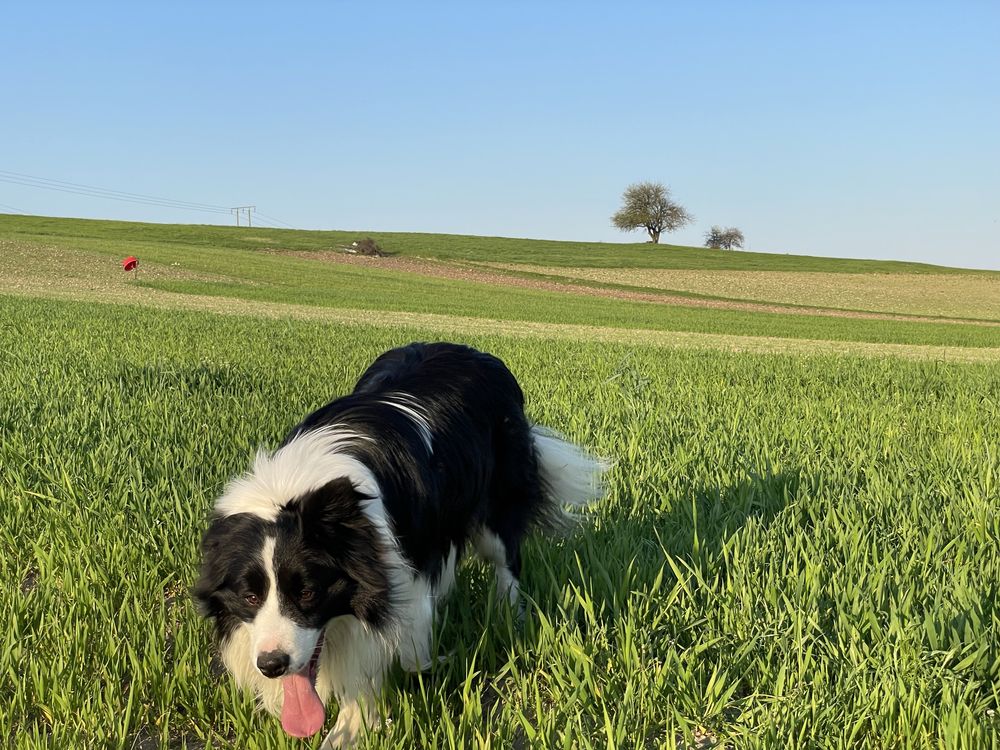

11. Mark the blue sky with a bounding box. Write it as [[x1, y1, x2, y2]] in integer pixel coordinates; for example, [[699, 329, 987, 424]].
[[1, 2, 998, 269]]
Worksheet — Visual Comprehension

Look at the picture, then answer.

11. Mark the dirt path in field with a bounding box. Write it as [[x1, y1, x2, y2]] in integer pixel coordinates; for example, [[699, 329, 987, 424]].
[[280, 251, 1000, 327]]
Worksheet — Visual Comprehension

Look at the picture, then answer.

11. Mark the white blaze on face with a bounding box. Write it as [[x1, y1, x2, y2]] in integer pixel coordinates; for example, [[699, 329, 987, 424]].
[[252, 536, 321, 675]]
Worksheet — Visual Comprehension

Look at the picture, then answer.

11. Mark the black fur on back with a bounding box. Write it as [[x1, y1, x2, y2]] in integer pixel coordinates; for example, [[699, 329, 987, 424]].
[[281, 342, 547, 581]]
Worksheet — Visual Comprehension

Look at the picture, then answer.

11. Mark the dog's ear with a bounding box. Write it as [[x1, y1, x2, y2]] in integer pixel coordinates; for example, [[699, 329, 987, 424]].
[[193, 515, 234, 616], [296, 477, 363, 536], [296, 478, 394, 630], [192, 513, 259, 617]]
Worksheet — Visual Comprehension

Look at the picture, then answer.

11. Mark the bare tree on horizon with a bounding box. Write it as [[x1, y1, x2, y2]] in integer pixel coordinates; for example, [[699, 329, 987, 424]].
[[611, 182, 692, 244], [705, 225, 745, 250]]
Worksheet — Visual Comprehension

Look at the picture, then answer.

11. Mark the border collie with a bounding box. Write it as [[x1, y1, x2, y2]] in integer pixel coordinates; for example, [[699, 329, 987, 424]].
[[194, 342, 606, 748]]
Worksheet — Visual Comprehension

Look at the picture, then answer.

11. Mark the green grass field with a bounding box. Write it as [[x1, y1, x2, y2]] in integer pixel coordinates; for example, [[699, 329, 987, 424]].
[[3, 215, 1000, 352], [2, 216, 999, 748], [2, 213, 978, 272]]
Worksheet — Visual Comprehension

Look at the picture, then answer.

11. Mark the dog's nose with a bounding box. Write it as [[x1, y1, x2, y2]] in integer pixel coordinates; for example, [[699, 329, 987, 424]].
[[256, 650, 290, 678]]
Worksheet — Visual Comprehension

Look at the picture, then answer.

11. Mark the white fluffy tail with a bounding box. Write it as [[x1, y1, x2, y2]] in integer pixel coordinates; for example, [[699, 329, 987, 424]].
[[531, 426, 608, 529]]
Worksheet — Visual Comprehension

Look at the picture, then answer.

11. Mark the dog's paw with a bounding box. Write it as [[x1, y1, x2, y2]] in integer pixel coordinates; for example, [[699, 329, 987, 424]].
[[319, 701, 380, 749]]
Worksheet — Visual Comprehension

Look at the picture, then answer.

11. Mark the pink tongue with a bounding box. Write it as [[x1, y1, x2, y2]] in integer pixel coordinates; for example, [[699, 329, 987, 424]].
[[280, 670, 325, 738]]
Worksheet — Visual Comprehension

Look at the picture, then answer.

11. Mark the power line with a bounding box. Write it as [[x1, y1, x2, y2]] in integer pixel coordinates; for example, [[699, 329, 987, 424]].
[[244, 214, 275, 228], [0, 174, 233, 215], [0, 173, 232, 214], [0, 169, 231, 212], [0, 200, 26, 214], [245, 214, 287, 230], [0, 168, 299, 229], [256, 210, 296, 229]]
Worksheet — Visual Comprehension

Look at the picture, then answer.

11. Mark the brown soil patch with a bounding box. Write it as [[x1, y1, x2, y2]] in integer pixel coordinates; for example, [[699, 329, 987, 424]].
[[281, 251, 1000, 327]]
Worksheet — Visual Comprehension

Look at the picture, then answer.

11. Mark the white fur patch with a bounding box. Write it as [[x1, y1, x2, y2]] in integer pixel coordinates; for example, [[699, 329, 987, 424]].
[[215, 428, 379, 521], [474, 528, 507, 568], [379, 395, 433, 453], [221, 621, 285, 715], [531, 426, 608, 509], [317, 616, 390, 747], [474, 528, 520, 605], [397, 575, 435, 672], [436, 545, 458, 601]]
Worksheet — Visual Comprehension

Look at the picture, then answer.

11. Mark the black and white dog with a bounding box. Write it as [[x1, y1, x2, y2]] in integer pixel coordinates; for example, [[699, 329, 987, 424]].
[[194, 342, 605, 748]]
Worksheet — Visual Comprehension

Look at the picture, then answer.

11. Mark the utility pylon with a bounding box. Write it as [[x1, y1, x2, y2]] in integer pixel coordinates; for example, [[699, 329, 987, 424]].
[[230, 205, 256, 227]]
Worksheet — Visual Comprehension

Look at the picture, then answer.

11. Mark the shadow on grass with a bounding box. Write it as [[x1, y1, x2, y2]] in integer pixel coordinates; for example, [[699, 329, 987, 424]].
[[406, 466, 799, 744], [538, 465, 797, 637]]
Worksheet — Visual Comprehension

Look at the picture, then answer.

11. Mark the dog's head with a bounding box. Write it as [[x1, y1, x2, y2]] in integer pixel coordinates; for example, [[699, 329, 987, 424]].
[[194, 475, 395, 737], [194, 476, 392, 674]]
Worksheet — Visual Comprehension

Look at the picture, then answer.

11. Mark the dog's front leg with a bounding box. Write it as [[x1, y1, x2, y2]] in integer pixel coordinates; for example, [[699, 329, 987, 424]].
[[318, 618, 391, 749]]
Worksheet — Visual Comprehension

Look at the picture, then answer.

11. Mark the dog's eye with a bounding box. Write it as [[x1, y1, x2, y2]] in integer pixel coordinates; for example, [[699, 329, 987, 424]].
[[244, 593, 260, 607], [300, 588, 315, 603]]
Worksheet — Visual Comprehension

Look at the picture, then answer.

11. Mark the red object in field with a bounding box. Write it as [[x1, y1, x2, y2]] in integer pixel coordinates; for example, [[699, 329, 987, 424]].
[[122, 256, 138, 272]]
